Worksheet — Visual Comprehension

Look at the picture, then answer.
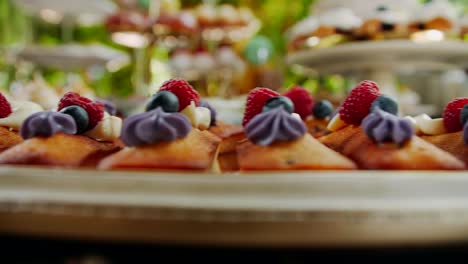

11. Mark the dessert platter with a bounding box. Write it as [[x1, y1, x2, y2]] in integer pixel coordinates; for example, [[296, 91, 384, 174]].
[[3, 78, 468, 246]]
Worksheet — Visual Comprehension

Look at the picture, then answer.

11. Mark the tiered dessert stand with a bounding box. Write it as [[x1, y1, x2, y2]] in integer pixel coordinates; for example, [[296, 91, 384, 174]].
[[286, 40, 468, 114]]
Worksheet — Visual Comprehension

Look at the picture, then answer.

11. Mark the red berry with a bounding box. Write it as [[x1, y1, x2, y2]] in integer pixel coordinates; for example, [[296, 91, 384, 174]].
[[243, 87, 279, 127], [0, 93, 12, 118], [159, 79, 200, 111], [443, 98, 468, 132], [339, 80, 381, 125], [283, 86, 314, 120], [58, 92, 104, 130]]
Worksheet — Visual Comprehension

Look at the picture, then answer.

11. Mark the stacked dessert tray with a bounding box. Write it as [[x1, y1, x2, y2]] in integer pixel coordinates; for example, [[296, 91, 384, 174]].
[[2, 166, 468, 247], [286, 40, 468, 105]]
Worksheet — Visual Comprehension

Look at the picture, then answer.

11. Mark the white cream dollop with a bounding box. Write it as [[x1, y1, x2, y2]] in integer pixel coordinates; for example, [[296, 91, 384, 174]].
[[288, 16, 319, 40], [318, 7, 363, 31], [291, 113, 301, 121], [29, 82, 60, 110], [406, 114, 447, 136], [416, 0, 459, 22], [327, 113, 347, 132], [0, 100, 43, 130], [181, 101, 211, 130], [367, 7, 410, 24], [84, 112, 122, 142]]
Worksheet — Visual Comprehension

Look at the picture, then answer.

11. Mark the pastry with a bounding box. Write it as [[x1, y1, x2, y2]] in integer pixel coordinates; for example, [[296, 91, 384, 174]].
[[287, 8, 362, 51], [195, 4, 218, 28], [320, 81, 464, 170], [0, 92, 122, 167], [209, 121, 244, 172], [460, 14, 468, 40], [355, 5, 410, 40], [408, 0, 459, 41], [200, 100, 245, 172], [238, 88, 356, 171], [99, 79, 221, 171], [287, 16, 319, 52], [0, 93, 43, 152], [417, 98, 468, 166]]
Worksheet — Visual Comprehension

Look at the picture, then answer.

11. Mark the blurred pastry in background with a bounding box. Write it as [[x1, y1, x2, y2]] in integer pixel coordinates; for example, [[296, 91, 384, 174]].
[[10, 75, 60, 110], [195, 3, 218, 28], [355, 5, 410, 40], [460, 14, 468, 40], [409, 0, 459, 40], [317, 7, 362, 44], [287, 16, 319, 51], [287, 8, 362, 51]]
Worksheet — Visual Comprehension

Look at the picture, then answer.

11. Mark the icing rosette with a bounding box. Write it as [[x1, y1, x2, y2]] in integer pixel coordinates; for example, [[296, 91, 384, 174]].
[[199, 100, 217, 126], [463, 122, 468, 145], [245, 107, 306, 146], [96, 99, 117, 116], [20, 111, 77, 139], [362, 108, 414, 145], [121, 107, 192, 147]]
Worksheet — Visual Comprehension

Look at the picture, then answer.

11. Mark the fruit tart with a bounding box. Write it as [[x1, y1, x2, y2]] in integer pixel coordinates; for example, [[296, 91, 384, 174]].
[[237, 88, 356, 171], [0, 92, 122, 167], [418, 98, 468, 166], [99, 79, 221, 171], [0, 93, 43, 152], [319, 80, 464, 170]]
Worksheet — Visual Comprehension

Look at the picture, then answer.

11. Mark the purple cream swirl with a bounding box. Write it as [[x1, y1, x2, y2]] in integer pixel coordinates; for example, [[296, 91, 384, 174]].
[[463, 122, 468, 144], [121, 107, 192, 147], [362, 108, 414, 145], [199, 100, 217, 126], [96, 98, 117, 116], [245, 107, 306, 146], [20, 111, 77, 139]]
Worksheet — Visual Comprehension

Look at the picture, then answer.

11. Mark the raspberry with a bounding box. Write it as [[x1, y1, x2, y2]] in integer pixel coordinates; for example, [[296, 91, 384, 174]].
[[58, 92, 104, 130], [283, 86, 314, 120], [159, 79, 200, 111], [0, 93, 12, 118], [243, 87, 279, 127], [443, 98, 468, 132], [339, 80, 381, 125]]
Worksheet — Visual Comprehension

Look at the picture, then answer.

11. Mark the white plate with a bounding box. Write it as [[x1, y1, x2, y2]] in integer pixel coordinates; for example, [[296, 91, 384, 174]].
[[2, 166, 468, 247], [17, 44, 130, 70]]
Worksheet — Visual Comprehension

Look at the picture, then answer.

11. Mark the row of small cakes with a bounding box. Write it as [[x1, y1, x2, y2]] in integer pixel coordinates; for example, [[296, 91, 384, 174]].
[[0, 78, 468, 171], [287, 0, 466, 51]]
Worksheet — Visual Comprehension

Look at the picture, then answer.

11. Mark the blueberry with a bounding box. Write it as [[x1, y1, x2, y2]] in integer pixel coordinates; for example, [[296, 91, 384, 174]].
[[370, 95, 398, 115], [312, 100, 334, 119], [59, 105, 89, 134], [377, 5, 388, 12], [381, 23, 395, 31], [146, 91, 179, 113], [460, 105, 468, 126], [262, 96, 294, 114]]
